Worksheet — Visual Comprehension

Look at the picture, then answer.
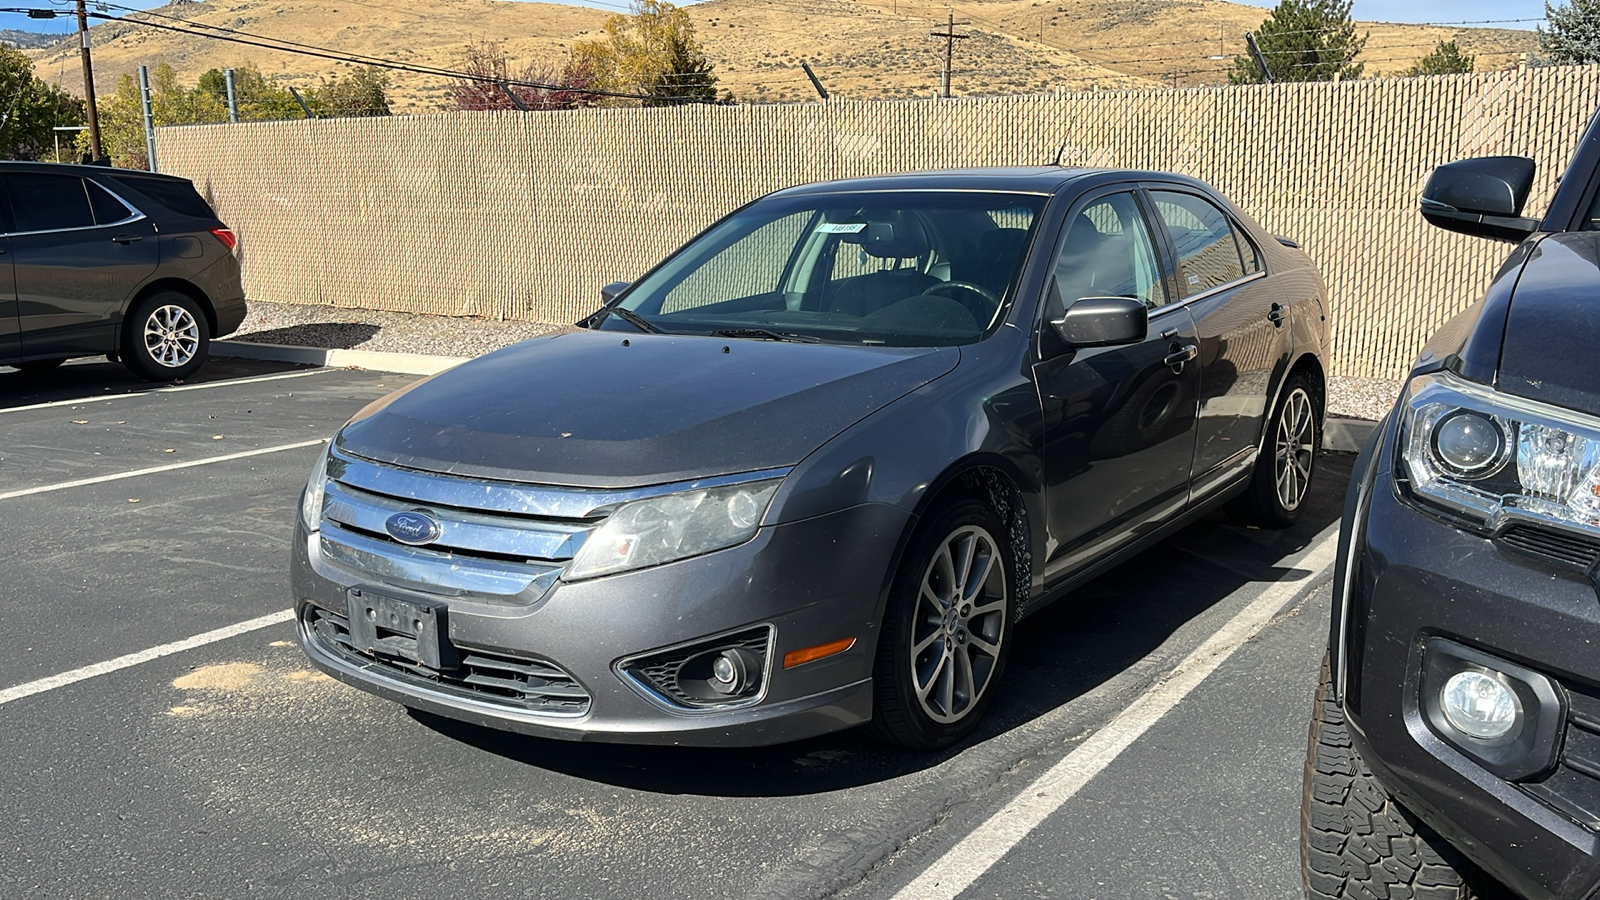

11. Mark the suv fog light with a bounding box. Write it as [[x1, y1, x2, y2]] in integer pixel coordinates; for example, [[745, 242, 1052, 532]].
[[1441, 670, 1521, 740]]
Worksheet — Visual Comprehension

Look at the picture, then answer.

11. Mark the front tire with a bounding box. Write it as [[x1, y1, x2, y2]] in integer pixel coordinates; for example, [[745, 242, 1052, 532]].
[[123, 291, 210, 382], [870, 496, 1014, 750], [1303, 653, 1488, 900], [1230, 371, 1321, 528]]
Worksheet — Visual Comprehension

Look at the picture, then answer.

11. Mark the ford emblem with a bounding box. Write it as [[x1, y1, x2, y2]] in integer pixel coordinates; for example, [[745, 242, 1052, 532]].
[[385, 510, 442, 546]]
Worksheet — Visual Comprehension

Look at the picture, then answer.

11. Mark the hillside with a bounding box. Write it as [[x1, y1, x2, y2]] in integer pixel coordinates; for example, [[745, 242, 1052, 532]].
[[26, 0, 1539, 112]]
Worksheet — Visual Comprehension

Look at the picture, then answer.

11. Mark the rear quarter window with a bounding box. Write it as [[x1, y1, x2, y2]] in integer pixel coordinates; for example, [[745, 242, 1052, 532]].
[[107, 176, 218, 220]]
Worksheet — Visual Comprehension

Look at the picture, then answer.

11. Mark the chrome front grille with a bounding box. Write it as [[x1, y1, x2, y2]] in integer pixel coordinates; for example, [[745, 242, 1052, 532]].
[[317, 448, 608, 599]]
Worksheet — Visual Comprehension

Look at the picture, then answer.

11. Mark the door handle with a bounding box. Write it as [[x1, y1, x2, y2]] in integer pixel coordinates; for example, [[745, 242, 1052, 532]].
[[1267, 303, 1285, 327], [111, 234, 143, 244], [1164, 343, 1198, 370]]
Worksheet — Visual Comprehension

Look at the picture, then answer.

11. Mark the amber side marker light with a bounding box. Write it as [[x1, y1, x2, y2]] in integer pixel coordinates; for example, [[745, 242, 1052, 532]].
[[783, 637, 857, 669]]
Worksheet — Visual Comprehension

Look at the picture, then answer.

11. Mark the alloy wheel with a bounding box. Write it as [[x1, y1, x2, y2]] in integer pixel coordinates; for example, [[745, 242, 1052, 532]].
[[909, 524, 1007, 724], [1275, 387, 1316, 512], [143, 304, 201, 369]]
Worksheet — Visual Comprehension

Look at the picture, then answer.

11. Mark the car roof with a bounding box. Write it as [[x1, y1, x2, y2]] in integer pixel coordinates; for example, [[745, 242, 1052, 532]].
[[0, 160, 194, 184], [768, 167, 1219, 198]]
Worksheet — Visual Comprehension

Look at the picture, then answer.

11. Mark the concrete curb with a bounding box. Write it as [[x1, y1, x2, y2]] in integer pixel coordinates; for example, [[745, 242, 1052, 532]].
[[212, 341, 466, 376], [1325, 416, 1377, 454]]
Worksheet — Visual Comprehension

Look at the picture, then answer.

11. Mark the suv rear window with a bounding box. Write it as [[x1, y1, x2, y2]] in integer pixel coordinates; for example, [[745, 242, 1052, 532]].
[[107, 176, 217, 220], [7, 173, 95, 232]]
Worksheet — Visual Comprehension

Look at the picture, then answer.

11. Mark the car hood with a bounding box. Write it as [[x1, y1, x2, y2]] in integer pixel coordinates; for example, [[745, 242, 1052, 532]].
[[337, 330, 961, 488], [1497, 232, 1600, 417]]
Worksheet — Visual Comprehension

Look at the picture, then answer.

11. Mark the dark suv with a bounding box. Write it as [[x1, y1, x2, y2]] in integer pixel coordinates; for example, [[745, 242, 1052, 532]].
[[0, 162, 245, 381], [1305, 113, 1600, 898]]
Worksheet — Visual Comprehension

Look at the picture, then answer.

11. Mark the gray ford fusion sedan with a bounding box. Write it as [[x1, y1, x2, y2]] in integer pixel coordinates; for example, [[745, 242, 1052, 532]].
[[292, 167, 1330, 749]]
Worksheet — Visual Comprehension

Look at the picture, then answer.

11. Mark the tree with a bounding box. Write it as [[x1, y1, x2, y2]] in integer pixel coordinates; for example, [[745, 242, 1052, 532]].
[[573, 0, 724, 106], [197, 64, 313, 121], [450, 41, 600, 111], [1542, 0, 1600, 64], [0, 45, 84, 161], [308, 67, 392, 117], [1404, 40, 1475, 76], [1230, 0, 1367, 84]]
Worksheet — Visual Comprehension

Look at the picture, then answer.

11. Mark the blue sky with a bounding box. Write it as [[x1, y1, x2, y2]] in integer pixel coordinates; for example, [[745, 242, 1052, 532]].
[[1, 0, 1549, 38]]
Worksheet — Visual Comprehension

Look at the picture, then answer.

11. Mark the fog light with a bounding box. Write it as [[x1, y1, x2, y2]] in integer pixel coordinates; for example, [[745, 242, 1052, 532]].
[[1441, 670, 1521, 741], [710, 649, 749, 695]]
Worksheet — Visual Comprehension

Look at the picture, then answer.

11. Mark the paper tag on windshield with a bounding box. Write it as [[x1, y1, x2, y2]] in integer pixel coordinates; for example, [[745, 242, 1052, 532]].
[[815, 223, 866, 234]]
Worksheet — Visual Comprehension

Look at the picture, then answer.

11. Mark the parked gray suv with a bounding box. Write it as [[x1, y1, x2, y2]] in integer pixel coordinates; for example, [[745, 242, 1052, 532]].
[[0, 162, 245, 381], [293, 167, 1329, 749]]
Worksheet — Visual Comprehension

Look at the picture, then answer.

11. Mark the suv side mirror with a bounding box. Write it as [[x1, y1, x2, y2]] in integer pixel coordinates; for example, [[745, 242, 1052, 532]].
[[1052, 297, 1148, 348], [601, 281, 631, 304], [1421, 156, 1541, 243]]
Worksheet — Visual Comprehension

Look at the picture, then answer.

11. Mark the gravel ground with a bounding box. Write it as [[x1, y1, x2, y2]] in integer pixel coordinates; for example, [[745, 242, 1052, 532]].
[[229, 300, 1401, 422]]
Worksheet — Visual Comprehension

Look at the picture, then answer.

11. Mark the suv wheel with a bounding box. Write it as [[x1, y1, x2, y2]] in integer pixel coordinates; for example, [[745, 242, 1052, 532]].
[[123, 291, 209, 381], [1303, 653, 1490, 900], [1229, 371, 1321, 528], [871, 496, 1013, 750]]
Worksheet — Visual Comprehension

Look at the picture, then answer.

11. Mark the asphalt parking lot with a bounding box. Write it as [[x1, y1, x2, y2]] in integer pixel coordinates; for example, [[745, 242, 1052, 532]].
[[0, 356, 1354, 899]]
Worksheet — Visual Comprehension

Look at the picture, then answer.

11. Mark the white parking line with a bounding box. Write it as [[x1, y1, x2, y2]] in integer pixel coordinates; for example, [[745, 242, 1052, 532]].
[[891, 523, 1341, 900], [0, 367, 335, 415], [0, 610, 295, 707], [0, 439, 326, 501]]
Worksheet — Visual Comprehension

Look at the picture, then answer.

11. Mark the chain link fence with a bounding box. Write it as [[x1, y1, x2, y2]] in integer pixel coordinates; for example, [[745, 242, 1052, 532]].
[[156, 67, 1600, 379]]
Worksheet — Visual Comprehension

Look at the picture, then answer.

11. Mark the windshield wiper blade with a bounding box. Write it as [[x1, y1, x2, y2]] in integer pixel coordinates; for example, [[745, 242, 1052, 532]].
[[600, 306, 660, 334], [709, 328, 821, 344]]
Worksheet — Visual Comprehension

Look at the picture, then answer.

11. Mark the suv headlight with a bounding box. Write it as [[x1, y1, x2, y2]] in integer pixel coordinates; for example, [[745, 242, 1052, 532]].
[[1398, 372, 1600, 530], [299, 444, 332, 532], [566, 479, 782, 581]]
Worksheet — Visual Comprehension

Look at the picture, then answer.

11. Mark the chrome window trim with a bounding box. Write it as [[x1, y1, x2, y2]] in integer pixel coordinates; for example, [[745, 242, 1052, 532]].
[[330, 444, 790, 520], [0, 175, 148, 237], [1161, 269, 1268, 310]]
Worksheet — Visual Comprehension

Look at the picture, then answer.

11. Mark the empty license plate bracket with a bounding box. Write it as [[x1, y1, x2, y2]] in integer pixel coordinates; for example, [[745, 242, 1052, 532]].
[[346, 588, 458, 671]]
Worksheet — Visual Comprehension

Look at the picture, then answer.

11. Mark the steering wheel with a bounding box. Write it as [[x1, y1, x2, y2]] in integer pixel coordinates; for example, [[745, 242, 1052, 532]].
[[920, 280, 1002, 325]]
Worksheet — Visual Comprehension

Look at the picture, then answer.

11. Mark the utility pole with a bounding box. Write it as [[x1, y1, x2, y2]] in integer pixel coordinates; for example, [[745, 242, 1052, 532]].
[[75, 0, 102, 161], [929, 12, 969, 99]]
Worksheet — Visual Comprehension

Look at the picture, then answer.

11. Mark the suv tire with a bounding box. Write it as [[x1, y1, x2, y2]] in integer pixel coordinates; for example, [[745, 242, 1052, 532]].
[[123, 291, 210, 381], [1230, 371, 1321, 528], [1303, 653, 1489, 900], [871, 496, 1013, 750]]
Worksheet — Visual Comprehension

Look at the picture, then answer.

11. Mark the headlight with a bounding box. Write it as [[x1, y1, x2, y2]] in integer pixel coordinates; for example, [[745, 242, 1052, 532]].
[[299, 444, 332, 532], [566, 479, 782, 580], [1398, 372, 1600, 530]]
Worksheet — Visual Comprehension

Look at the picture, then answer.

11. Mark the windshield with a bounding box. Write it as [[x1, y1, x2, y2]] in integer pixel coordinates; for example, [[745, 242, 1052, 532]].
[[599, 191, 1049, 347]]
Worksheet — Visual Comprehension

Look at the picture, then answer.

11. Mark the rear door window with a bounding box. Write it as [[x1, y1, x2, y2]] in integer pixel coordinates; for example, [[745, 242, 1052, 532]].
[[7, 174, 96, 233], [1149, 190, 1247, 296]]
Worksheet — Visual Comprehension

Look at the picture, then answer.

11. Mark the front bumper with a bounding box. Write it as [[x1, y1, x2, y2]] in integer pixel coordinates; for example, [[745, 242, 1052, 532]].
[[1340, 421, 1600, 899], [292, 502, 911, 747]]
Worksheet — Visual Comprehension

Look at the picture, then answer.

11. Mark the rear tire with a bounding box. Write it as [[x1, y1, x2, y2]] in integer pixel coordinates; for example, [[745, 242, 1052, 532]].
[[122, 291, 209, 382], [1229, 371, 1321, 528], [870, 496, 1014, 750], [1303, 653, 1490, 900]]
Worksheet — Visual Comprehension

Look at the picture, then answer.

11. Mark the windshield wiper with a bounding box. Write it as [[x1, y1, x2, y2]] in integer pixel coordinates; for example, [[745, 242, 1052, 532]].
[[598, 306, 660, 334], [709, 328, 822, 344]]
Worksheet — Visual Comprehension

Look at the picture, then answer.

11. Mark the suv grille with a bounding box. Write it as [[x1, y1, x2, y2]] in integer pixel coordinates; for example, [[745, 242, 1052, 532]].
[[307, 606, 591, 716], [1496, 525, 1600, 573]]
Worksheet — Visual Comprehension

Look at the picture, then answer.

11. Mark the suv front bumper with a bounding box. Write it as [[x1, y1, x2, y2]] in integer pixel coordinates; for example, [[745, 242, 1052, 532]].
[[1340, 421, 1600, 899]]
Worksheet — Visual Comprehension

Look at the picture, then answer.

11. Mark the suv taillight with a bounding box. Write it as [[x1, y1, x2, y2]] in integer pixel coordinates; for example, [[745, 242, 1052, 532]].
[[210, 227, 237, 250]]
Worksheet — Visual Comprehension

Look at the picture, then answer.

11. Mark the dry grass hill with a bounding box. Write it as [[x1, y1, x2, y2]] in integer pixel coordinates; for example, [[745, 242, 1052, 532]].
[[27, 0, 1539, 112]]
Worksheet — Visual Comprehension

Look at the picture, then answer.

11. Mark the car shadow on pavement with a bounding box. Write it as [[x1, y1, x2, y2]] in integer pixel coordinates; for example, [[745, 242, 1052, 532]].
[[412, 454, 1354, 796], [0, 356, 315, 409], [230, 323, 380, 349]]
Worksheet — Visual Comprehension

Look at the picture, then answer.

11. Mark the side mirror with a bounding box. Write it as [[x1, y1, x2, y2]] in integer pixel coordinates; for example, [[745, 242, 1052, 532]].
[[1052, 297, 1148, 348], [1421, 156, 1540, 243], [601, 281, 631, 304]]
